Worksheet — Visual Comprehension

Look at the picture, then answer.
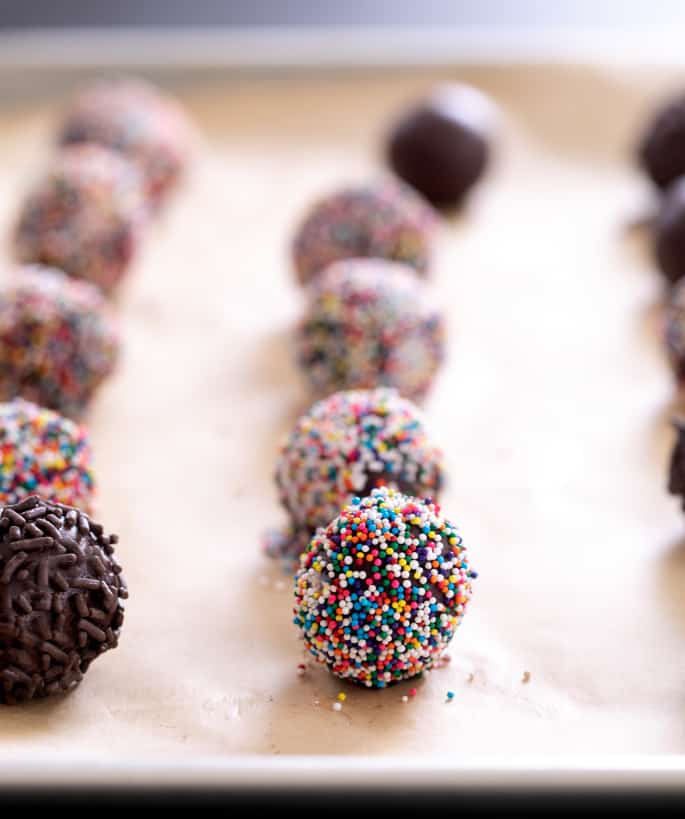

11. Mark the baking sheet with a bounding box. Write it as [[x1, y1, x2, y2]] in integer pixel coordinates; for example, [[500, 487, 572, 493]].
[[1, 59, 685, 776]]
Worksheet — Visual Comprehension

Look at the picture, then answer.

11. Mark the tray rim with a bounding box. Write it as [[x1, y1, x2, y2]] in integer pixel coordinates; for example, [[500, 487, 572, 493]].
[[1, 24, 685, 71], [1, 754, 685, 790]]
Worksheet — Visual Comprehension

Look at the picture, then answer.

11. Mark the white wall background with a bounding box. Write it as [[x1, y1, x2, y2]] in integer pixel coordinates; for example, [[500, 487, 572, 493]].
[[1, 0, 684, 28]]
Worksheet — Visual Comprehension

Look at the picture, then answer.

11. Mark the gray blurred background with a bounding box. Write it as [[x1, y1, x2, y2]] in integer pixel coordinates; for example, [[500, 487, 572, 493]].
[[0, 0, 684, 28]]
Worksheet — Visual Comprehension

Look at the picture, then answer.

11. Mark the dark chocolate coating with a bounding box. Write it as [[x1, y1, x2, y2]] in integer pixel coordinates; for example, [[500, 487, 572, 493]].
[[0, 495, 126, 704], [387, 88, 491, 209], [669, 421, 685, 511], [665, 278, 685, 380], [655, 177, 685, 284], [639, 94, 685, 190]]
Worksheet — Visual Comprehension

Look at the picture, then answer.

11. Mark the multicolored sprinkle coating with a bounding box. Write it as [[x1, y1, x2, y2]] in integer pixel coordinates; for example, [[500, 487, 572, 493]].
[[296, 258, 446, 402], [269, 388, 443, 561], [0, 266, 119, 418], [292, 181, 437, 285], [294, 486, 475, 687], [0, 398, 94, 511], [58, 79, 193, 210], [15, 144, 145, 293]]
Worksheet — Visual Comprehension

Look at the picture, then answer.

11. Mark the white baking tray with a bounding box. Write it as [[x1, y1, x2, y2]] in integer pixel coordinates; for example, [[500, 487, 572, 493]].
[[0, 25, 684, 792]]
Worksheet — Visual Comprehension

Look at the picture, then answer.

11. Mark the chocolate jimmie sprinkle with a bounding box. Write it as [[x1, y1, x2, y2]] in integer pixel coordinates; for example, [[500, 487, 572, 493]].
[[0, 495, 126, 704]]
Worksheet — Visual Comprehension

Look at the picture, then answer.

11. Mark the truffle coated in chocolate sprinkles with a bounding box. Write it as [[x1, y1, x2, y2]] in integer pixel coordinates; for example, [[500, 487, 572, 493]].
[[0, 495, 126, 704]]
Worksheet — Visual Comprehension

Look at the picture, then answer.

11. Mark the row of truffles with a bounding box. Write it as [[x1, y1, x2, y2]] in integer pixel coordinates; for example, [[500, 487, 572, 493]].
[[637, 94, 685, 510], [272, 390, 476, 688], [289, 83, 493, 401], [279, 85, 491, 688], [291, 187, 444, 400], [14, 79, 193, 295], [640, 93, 685, 287], [293, 83, 495, 274], [0, 378, 125, 705], [0, 77, 193, 703]]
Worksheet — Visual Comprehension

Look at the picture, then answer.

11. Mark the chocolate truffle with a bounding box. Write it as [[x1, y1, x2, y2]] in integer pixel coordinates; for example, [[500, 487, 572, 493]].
[[58, 79, 193, 210], [669, 419, 685, 511], [267, 388, 443, 561], [638, 93, 685, 190], [0, 495, 126, 704], [294, 486, 476, 688], [0, 266, 119, 418], [296, 258, 445, 402], [292, 181, 436, 285], [387, 84, 494, 209], [0, 399, 94, 511], [15, 144, 144, 294], [665, 278, 685, 379], [655, 177, 685, 285]]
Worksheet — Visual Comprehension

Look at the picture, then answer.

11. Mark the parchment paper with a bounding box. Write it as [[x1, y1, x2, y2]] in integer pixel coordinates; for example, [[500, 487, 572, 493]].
[[0, 63, 684, 768]]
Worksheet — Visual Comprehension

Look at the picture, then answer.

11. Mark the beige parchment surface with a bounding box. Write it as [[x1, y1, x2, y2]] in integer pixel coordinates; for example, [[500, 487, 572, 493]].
[[0, 62, 684, 766]]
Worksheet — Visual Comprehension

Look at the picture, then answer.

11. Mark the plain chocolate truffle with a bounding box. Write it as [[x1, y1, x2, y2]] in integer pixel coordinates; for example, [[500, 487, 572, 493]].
[[665, 278, 685, 380], [639, 93, 685, 191], [669, 420, 685, 511], [655, 177, 685, 285], [387, 84, 494, 209]]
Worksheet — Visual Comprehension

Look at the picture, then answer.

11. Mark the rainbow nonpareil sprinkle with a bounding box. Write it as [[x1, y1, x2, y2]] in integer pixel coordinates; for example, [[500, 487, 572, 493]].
[[294, 487, 476, 688], [296, 258, 446, 402], [58, 79, 193, 211], [267, 388, 443, 562], [15, 144, 145, 294], [292, 181, 436, 285], [0, 266, 120, 418], [0, 398, 94, 511]]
